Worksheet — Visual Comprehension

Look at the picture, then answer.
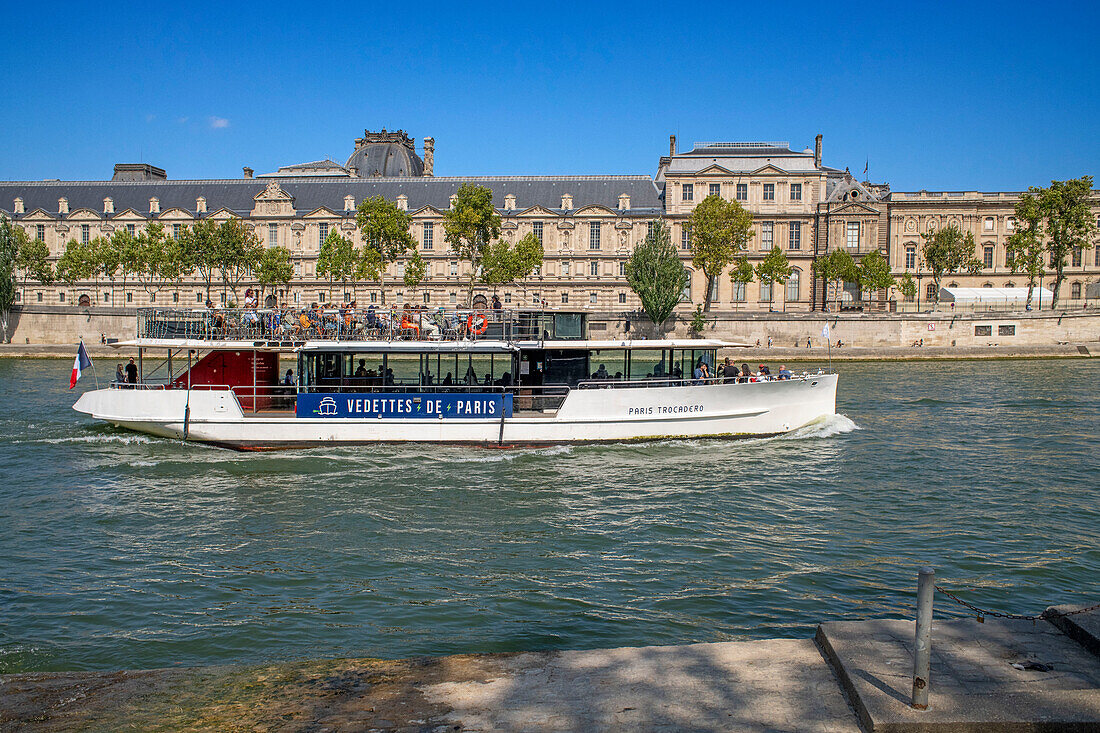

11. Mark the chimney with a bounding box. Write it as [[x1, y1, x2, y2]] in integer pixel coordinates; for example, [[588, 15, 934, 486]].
[[243, 166, 254, 179], [814, 134, 822, 168], [670, 135, 677, 157], [14, 197, 24, 214], [396, 194, 408, 211], [423, 137, 435, 177]]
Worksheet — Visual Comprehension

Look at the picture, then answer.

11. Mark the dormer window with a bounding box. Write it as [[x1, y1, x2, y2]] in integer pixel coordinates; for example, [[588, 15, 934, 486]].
[[103, 197, 114, 214], [504, 194, 516, 211], [197, 196, 207, 213], [58, 197, 69, 215], [149, 197, 160, 214], [14, 197, 24, 214], [561, 193, 573, 210], [396, 194, 408, 211], [344, 195, 355, 211]]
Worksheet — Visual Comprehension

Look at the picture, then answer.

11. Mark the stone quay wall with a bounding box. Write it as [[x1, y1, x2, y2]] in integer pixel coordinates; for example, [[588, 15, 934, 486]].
[[3, 305, 1099, 350]]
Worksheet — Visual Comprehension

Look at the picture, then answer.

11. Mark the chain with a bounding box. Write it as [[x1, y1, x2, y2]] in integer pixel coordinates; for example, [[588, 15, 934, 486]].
[[935, 585, 1100, 623]]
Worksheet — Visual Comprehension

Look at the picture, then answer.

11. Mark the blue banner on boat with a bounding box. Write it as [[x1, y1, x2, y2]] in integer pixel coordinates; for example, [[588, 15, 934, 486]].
[[296, 392, 512, 419]]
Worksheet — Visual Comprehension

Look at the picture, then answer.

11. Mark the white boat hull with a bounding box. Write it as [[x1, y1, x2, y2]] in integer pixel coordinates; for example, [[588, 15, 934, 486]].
[[73, 376, 838, 449]]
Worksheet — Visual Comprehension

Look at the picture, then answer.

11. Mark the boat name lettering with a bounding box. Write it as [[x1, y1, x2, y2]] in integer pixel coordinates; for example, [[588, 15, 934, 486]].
[[296, 393, 512, 419], [627, 404, 704, 416]]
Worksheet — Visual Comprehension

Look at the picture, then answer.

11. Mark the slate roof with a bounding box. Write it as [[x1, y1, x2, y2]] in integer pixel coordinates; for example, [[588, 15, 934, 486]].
[[0, 176, 664, 218]]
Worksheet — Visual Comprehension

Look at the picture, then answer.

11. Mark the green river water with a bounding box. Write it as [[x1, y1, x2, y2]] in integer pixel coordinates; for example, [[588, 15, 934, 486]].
[[0, 357, 1097, 673]]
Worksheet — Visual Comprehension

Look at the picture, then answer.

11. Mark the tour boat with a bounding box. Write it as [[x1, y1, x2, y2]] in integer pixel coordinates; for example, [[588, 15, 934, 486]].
[[73, 307, 838, 450]]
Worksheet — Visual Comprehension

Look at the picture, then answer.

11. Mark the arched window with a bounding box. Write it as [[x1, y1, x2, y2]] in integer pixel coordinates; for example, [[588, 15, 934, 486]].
[[982, 282, 993, 288], [1071, 281, 1082, 299], [78, 294, 91, 307], [1004, 281, 1015, 288], [786, 269, 800, 302]]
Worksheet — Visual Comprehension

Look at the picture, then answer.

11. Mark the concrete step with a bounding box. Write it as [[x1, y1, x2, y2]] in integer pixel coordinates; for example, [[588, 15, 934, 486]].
[[1046, 604, 1100, 661], [817, 618, 1100, 732]]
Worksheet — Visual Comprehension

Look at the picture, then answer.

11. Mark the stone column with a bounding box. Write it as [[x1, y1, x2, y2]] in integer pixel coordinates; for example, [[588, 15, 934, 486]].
[[424, 137, 435, 177]]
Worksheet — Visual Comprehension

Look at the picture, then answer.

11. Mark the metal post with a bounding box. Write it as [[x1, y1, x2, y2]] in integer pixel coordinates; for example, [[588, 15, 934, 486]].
[[912, 566, 935, 710]]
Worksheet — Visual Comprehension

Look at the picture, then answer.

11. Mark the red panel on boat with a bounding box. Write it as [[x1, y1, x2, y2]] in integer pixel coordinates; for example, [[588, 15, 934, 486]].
[[173, 350, 279, 410]]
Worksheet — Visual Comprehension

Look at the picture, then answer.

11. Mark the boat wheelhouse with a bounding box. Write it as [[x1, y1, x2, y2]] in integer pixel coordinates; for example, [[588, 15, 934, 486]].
[[73, 307, 838, 449]]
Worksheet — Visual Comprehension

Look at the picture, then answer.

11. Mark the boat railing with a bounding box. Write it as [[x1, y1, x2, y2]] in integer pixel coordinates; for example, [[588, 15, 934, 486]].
[[136, 307, 578, 344], [576, 372, 823, 389]]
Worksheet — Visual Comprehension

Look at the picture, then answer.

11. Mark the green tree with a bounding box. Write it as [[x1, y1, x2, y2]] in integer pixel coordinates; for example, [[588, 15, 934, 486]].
[[920, 224, 981, 306], [1005, 191, 1045, 310], [624, 221, 689, 335], [402, 251, 427, 298], [317, 229, 357, 302], [161, 225, 195, 300], [91, 236, 118, 304], [55, 238, 95, 305], [256, 246, 293, 305], [855, 250, 895, 309], [357, 196, 416, 304], [1034, 176, 1096, 308], [688, 195, 754, 311], [180, 219, 219, 302], [729, 256, 754, 310], [479, 232, 544, 295], [755, 247, 793, 311], [14, 226, 52, 302], [215, 218, 262, 303], [112, 228, 144, 304], [812, 249, 858, 311], [442, 184, 502, 306], [0, 217, 21, 342], [132, 225, 170, 302], [897, 272, 917, 303]]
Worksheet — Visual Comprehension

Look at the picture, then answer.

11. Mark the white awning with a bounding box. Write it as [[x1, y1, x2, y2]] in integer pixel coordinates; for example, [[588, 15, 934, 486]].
[[938, 286, 1053, 305]]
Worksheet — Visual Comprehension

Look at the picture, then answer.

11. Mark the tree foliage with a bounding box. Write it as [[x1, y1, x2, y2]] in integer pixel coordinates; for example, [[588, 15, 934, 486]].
[[0, 217, 21, 342], [180, 220, 219, 301], [442, 184, 502, 306], [1006, 191, 1045, 309], [317, 229, 357, 300], [624, 221, 689, 334], [402, 250, 427, 292], [855, 250, 895, 307], [897, 272, 917, 302], [357, 196, 415, 303], [812, 249, 857, 311], [688, 195, 753, 311], [480, 232, 544, 291], [1033, 176, 1096, 308], [920, 224, 981, 305], [256, 246, 293, 303], [14, 225, 52, 301]]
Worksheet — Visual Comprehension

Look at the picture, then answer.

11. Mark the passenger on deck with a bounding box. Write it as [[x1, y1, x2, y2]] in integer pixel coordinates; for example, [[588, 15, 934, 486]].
[[442, 372, 453, 386], [125, 358, 138, 384], [594, 364, 609, 379], [653, 358, 666, 377], [354, 359, 368, 378], [283, 369, 295, 386], [484, 373, 492, 386], [464, 365, 478, 385], [492, 295, 502, 311], [722, 358, 740, 382], [115, 364, 125, 384], [693, 360, 710, 383], [499, 372, 512, 387], [758, 364, 772, 377], [671, 364, 683, 380], [741, 363, 753, 382], [778, 365, 793, 380]]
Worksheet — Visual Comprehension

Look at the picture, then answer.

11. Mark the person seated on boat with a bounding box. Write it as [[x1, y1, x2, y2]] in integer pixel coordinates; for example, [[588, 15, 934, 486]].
[[283, 369, 295, 386], [499, 371, 512, 387], [442, 372, 453, 386], [594, 364, 609, 380], [758, 364, 772, 377], [741, 363, 753, 382], [384, 368, 395, 386], [354, 359, 368, 378], [483, 373, 493, 386], [464, 365, 478, 385], [722, 359, 740, 382], [422, 369, 434, 385], [693, 360, 710, 383], [670, 363, 683, 380], [491, 294, 502, 311], [777, 365, 793, 380], [653, 358, 666, 377]]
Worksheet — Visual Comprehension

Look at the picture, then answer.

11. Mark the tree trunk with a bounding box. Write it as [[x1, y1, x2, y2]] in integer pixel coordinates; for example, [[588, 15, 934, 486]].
[[702, 274, 714, 312], [1052, 270, 1065, 309]]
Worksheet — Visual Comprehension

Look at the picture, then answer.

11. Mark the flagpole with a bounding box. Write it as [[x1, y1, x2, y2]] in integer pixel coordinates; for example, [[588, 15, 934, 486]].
[[82, 339, 99, 389]]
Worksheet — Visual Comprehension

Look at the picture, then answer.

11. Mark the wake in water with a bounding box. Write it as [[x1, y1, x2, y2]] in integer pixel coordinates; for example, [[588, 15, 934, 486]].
[[783, 413, 860, 440]]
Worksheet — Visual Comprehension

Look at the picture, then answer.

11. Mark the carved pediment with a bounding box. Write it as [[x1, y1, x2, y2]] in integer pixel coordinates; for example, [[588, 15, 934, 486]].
[[573, 205, 616, 217], [696, 164, 736, 176], [751, 164, 788, 175], [111, 208, 148, 220], [252, 181, 296, 217], [158, 207, 193, 220], [556, 220, 575, 231], [302, 206, 340, 218], [501, 220, 518, 231], [614, 219, 633, 230], [517, 205, 556, 217], [22, 209, 57, 221], [67, 208, 102, 220], [830, 201, 880, 215]]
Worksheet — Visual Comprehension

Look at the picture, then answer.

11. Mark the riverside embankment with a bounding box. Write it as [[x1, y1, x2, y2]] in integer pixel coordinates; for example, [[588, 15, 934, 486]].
[[3, 304, 1099, 351], [4, 603, 1100, 731]]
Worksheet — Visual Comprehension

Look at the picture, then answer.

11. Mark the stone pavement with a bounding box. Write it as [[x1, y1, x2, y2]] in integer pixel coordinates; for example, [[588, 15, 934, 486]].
[[4, 606, 1100, 732], [817, 609, 1100, 732]]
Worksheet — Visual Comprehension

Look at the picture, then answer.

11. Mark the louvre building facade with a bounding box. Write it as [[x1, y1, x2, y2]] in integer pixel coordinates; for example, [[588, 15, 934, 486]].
[[3, 128, 1098, 311]]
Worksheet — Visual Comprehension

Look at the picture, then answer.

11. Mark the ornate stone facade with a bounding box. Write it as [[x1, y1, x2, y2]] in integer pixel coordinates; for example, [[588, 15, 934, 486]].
[[2, 130, 1098, 311]]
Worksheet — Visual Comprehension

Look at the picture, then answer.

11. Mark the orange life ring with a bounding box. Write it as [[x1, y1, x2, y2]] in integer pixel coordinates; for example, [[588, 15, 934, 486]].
[[467, 313, 488, 335]]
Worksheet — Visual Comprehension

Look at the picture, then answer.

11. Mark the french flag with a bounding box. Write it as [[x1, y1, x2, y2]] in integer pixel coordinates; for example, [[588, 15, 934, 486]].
[[69, 341, 92, 390]]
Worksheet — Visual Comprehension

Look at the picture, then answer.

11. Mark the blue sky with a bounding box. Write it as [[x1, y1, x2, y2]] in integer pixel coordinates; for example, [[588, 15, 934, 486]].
[[2, 1, 1097, 190]]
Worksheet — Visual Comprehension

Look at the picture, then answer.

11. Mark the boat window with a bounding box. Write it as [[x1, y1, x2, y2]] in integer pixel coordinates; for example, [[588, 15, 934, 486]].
[[553, 313, 585, 339], [588, 349, 626, 381], [628, 349, 671, 380], [545, 350, 588, 385], [387, 353, 422, 386]]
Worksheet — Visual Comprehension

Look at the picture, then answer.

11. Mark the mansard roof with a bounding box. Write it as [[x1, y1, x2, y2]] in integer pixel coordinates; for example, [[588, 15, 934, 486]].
[[665, 142, 822, 175], [0, 176, 663, 218]]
